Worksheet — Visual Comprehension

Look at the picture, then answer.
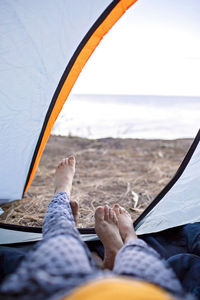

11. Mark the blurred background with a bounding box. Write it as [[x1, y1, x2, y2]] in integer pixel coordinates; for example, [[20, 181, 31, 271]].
[[53, 0, 200, 140]]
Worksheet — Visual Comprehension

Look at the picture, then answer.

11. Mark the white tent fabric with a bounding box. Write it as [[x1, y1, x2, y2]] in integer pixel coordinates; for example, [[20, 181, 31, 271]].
[[0, 0, 200, 243], [0, 0, 113, 204], [0, 229, 98, 245], [136, 131, 200, 235]]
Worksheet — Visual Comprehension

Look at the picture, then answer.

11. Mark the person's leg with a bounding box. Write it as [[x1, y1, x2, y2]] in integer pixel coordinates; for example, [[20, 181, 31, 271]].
[[55, 156, 79, 223], [0, 157, 100, 300], [42, 156, 79, 239], [42, 157, 96, 275], [112, 205, 184, 297]]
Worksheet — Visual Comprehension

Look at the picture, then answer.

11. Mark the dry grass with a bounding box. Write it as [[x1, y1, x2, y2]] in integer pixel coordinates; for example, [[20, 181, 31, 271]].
[[0, 135, 192, 228]]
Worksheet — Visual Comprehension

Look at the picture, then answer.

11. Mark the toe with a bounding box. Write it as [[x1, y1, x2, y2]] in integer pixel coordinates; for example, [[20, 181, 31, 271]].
[[57, 162, 62, 169], [57, 159, 64, 168], [120, 206, 129, 216], [104, 205, 110, 221], [109, 208, 113, 220], [68, 156, 75, 166], [113, 204, 120, 209], [119, 206, 125, 214], [109, 208, 118, 224], [120, 206, 132, 220], [113, 211, 118, 225], [113, 204, 120, 216], [95, 206, 104, 221], [60, 158, 66, 166]]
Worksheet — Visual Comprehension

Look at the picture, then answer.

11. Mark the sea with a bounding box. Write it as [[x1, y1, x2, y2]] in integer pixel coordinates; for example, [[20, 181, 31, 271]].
[[52, 94, 200, 140]]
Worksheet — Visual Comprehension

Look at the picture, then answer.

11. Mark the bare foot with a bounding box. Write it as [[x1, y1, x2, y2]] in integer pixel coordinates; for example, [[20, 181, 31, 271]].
[[95, 205, 123, 270], [70, 200, 79, 225], [55, 156, 79, 223], [113, 204, 137, 243]]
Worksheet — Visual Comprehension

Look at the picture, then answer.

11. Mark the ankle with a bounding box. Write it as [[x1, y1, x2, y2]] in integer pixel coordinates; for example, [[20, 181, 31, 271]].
[[103, 252, 116, 270], [55, 186, 70, 196], [124, 233, 137, 243]]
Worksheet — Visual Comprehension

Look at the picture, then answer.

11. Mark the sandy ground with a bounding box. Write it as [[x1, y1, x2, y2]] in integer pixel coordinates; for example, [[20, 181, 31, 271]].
[[0, 135, 192, 228]]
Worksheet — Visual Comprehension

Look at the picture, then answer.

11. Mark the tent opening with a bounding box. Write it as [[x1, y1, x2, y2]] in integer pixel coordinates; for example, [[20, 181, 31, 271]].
[[0, 0, 199, 240]]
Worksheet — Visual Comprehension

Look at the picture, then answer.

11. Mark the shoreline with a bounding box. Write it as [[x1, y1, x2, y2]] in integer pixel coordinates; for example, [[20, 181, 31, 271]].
[[0, 135, 193, 227]]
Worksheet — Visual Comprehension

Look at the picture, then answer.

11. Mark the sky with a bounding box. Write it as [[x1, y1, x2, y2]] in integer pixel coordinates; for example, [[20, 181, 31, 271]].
[[72, 0, 200, 96]]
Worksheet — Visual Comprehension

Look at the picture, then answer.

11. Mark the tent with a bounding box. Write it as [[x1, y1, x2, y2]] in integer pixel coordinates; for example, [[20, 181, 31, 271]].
[[0, 0, 200, 246]]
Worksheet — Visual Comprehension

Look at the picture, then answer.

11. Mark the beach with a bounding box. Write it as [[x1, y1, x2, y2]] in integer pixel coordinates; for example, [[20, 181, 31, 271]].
[[0, 135, 193, 228]]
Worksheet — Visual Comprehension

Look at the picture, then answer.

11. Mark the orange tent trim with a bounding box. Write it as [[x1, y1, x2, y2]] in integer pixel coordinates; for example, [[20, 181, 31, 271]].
[[24, 0, 138, 193]]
